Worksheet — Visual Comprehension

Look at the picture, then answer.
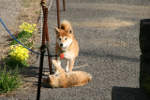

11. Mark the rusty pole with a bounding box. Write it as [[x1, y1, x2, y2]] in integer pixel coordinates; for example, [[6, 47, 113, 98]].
[[37, 0, 48, 100], [55, 0, 61, 60], [63, 0, 66, 11], [41, 0, 53, 74], [56, 0, 60, 28], [36, 7, 46, 100], [44, 7, 53, 74]]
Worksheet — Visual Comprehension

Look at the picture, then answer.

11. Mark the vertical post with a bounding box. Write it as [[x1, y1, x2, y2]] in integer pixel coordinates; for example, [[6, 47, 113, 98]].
[[63, 0, 66, 11], [36, 45, 46, 100], [44, 7, 53, 74], [140, 19, 150, 99], [36, 0, 47, 100], [55, 0, 61, 60], [56, 0, 60, 28]]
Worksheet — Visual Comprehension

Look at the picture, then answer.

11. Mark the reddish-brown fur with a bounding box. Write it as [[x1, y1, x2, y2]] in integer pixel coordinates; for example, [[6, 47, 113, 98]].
[[55, 20, 79, 72]]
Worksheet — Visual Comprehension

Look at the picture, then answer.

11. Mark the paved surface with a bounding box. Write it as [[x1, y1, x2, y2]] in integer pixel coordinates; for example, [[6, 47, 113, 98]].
[[0, 0, 21, 43], [1, 0, 150, 100], [0, 0, 21, 58]]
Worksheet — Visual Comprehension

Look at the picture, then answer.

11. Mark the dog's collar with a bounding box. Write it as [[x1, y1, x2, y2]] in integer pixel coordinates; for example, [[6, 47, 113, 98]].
[[61, 49, 66, 53], [60, 47, 68, 53]]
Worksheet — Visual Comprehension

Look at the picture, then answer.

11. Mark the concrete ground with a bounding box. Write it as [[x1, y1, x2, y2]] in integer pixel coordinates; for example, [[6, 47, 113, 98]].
[[1, 0, 150, 100]]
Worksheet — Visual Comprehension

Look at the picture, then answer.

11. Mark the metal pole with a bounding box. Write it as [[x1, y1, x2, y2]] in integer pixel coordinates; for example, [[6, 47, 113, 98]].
[[63, 0, 66, 11], [55, 0, 61, 60], [56, 0, 60, 28], [36, 45, 46, 100], [44, 7, 53, 74], [36, 0, 47, 100]]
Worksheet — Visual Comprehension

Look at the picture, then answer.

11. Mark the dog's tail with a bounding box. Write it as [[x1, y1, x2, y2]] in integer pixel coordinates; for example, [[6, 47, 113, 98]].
[[61, 20, 73, 33]]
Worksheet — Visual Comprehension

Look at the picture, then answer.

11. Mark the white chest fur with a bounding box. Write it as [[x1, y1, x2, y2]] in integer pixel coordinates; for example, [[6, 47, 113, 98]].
[[63, 51, 75, 60]]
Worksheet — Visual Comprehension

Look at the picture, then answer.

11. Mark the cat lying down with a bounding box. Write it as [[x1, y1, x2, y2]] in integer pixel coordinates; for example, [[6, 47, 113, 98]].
[[42, 60, 92, 88]]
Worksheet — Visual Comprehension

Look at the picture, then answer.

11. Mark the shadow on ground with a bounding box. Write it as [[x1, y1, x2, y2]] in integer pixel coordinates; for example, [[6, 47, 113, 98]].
[[20, 66, 39, 78], [112, 86, 149, 100], [80, 50, 139, 62]]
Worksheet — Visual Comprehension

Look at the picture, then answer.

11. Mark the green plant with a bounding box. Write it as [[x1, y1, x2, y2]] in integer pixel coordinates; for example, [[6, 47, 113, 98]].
[[0, 67, 21, 93], [5, 45, 29, 68], [19, 22, 36, 33], [8, 22, 37, 68], [10, 22, 36, 47]]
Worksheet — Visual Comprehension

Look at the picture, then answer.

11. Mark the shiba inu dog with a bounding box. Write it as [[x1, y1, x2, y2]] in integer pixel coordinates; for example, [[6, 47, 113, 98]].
[[55, 20, 79, 72], [43, 60, 92, 88]]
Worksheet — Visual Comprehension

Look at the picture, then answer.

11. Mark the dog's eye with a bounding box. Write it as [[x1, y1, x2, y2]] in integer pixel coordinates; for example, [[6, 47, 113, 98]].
[[70, 30, 72, 33], [65, 38, 67, 40], [61, 26, 65, 30], [59, 38, 61, 41]]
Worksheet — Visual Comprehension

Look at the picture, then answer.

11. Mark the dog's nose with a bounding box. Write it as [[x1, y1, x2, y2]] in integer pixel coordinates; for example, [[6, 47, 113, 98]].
[[60, 43, 63, 47]]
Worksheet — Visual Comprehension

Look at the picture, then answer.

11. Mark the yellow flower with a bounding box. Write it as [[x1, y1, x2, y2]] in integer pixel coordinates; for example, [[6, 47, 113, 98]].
[[19, 22, 37, 33], [9, 45, 29, 61]]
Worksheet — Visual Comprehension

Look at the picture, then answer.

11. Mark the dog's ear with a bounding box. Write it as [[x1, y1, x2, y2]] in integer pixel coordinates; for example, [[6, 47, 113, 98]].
[[69, 29, 73, 34], [55, 27, 60, 34]]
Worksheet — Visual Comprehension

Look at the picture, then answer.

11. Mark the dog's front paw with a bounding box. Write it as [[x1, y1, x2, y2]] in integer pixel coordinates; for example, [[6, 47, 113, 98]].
[[66, 67, 69, 72], [54, 70, 60, 75]]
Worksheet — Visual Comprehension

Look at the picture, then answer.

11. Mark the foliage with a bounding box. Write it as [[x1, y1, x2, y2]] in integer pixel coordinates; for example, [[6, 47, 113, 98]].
[[5, 45, 29, 68], [0, 67, 21, 94], [8, 22, 37, 68], [19, 22, 36, 33], [9, 45, 29, 61], [10, 22, 36, 47]]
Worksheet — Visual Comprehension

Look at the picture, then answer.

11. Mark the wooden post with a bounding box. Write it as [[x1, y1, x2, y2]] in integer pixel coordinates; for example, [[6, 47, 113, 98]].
[[63, 0, 66, 11], [56, 0, 60, 28]]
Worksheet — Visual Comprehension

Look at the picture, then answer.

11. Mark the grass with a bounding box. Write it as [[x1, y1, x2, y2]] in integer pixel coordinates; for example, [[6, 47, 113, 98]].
[[0, 66, 21, 94]]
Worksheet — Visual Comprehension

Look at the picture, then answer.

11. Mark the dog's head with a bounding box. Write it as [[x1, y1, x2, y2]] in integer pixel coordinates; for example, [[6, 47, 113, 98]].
[[55, 20, 74, 50]]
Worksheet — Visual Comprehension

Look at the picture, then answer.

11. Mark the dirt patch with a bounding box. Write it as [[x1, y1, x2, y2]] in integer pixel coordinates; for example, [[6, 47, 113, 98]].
[[18, 0, 41, 24]]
